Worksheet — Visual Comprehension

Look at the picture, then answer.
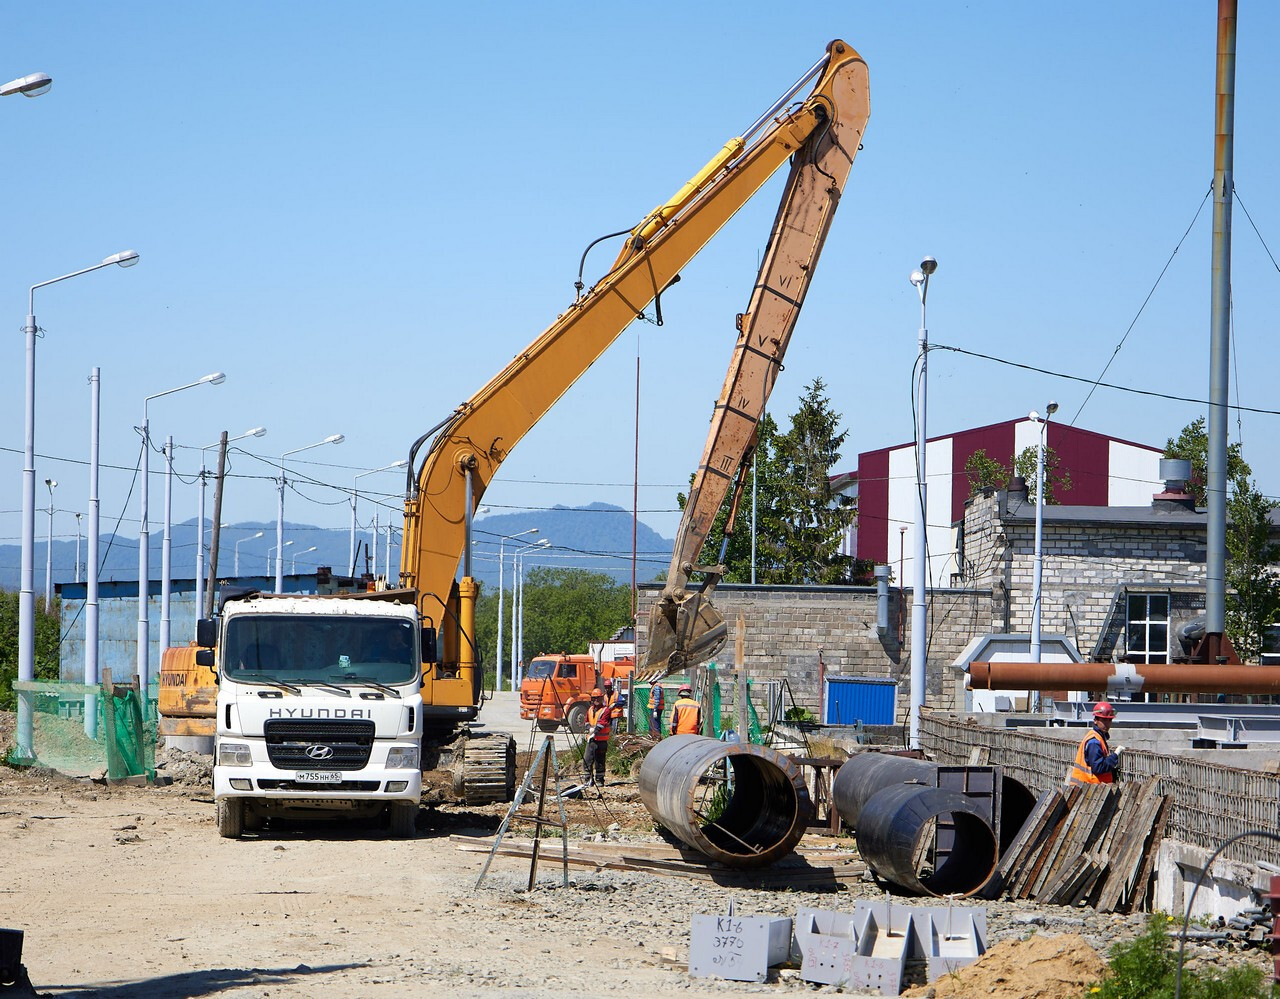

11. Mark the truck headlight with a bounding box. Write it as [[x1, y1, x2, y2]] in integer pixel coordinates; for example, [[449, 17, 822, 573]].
[[219, 742, 253, 767], [385, 746, 420, 770]]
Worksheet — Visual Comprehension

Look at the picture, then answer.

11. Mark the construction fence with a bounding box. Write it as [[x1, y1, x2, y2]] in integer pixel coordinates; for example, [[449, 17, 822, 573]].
[[8, 678, 156, 782], [920, 709, 1280, 867]]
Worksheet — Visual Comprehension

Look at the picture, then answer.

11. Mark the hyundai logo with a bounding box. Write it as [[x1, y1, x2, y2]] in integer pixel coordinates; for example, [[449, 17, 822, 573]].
[[305, 745, 335, 761]]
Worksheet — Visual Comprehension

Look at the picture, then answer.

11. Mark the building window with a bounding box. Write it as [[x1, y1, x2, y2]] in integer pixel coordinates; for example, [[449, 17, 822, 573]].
[[1126, 593, 1170, 664]]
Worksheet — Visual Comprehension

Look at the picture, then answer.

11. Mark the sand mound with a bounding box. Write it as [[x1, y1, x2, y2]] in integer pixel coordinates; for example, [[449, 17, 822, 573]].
[[903, 932, 1106, 998]]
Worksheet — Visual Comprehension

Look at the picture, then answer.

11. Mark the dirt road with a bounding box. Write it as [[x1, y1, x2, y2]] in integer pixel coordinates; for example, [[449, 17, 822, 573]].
[[0, 718, 1240, 999]]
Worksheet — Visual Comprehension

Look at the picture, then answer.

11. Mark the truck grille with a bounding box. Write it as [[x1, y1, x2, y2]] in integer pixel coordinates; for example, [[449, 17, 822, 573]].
[[263, 719, 375, 771]]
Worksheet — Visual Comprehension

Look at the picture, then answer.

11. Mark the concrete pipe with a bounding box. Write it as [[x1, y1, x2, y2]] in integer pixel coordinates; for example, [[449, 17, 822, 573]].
[[636, 734, 812, 868], [854, 784, 998, 897], [832, 752, 1035, 855]]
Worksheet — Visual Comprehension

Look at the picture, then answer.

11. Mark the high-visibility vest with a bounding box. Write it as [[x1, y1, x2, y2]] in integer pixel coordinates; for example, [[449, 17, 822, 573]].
[[1068, 729, 1113, 785], [671, 697, 702, 735], [650, 686, 665, 714], [586, 704, 613, 741]]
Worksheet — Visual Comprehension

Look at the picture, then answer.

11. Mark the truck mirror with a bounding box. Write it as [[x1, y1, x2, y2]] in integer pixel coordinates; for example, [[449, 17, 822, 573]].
[[421, 626, 438, 665], [195, 648, 215, 672], [196, 617, 217, 648]]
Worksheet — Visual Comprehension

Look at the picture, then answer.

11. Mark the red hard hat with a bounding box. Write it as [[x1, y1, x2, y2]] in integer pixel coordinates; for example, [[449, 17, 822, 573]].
[[1093, 701, 1116, 719], [602, 678, 614, 688], [590, 688, 604, 698], [678, 684, 692, 695]]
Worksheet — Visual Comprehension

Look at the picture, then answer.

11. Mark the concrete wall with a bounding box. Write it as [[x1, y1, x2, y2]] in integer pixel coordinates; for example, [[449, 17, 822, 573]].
[[961, 489, 1207, 658], [636, 582, 999, 722]]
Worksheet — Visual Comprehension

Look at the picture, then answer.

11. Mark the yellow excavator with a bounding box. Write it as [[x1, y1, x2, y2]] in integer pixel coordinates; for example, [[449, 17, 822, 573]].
[[164, 39, 870, 806]]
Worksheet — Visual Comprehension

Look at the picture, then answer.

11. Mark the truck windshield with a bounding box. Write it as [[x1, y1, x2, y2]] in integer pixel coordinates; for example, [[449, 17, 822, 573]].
[[224, 615, 418, 686], [526, 659, 556, 680]]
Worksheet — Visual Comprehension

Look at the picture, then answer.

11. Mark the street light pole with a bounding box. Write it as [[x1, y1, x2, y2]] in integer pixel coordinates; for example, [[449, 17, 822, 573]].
[[908, 255, 937, 750], [350, 461, 407, 576], [44, 478, 57, 605], [514, 539, 551, 685], [17, 250, 138, 761], [496, 528, 538, 690], [74, 512, 82, 584], [291, 546, 317, 573], [1029, 401, 1059, 711], [277, 435, 343, 593], [139, 371, 225, 698], [235, 531, 264, 576], [198, 427, 266, 614], [268, 541, 293, 577]]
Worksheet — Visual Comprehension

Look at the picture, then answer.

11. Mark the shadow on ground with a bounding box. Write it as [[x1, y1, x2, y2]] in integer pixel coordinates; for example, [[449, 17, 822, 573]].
[[42, 963, 365, 998]]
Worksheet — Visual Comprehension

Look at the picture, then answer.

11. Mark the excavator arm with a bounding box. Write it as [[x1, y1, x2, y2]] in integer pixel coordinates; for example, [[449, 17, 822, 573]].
[[400, 40, 869, 714], [640, 41, 872, 679]]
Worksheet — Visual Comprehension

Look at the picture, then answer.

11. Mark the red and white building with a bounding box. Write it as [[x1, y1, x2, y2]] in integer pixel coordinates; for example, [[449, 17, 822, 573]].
[[834, 417, 1165, 588]]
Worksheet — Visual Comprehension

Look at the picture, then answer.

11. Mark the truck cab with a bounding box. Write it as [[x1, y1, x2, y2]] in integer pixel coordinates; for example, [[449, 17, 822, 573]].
[[199, 592, 427, 838], [520, 653, 637, 733]]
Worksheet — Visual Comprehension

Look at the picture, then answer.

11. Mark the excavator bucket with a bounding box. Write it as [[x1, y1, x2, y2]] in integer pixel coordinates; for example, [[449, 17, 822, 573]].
[[642, 590, 728, 680]]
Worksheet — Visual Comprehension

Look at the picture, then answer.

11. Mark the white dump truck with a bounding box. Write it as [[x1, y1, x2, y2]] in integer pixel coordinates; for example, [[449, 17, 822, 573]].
[[198, 590, 428, 838]]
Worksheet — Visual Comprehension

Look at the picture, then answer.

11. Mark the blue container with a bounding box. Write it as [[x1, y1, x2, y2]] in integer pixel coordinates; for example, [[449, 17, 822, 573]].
[[824, 676, 897, 726]]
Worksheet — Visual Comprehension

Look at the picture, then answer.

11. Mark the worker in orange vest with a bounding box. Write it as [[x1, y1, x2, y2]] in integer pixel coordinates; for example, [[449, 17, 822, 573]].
[[670, 684, 703, 736], [1067, 700, 1124, 785], [649, 683, 666, 738], [583, 688, 616, 786]]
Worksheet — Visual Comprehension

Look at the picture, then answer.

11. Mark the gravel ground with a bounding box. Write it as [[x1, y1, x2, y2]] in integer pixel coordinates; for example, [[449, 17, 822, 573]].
[[0, 717, 1270, 997]]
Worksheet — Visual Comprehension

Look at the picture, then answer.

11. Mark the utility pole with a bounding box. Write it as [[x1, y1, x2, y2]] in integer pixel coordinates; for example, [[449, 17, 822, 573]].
[[205, 433, 228, 618]]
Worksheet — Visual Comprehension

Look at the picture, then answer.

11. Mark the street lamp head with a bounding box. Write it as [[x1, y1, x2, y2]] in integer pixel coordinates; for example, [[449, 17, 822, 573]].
[[1029, 410, 1039, 422], [103, 250, 140, 268], [251, 531, 264, 540], [1045, 401, 1059, 417], [324, 434, 345, 446], [919, 257, 938, 276], [200, 372, 226, 385], [45, 478, 57, 489], [391, 458, 408, 468], [246, 426, 267, 438], [1, 72, 52, 97], [909, 270, 925, 288]]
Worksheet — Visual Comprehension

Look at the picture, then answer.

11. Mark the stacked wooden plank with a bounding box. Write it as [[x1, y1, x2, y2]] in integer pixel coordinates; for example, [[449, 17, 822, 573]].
[[993, 778, 1169, 912]]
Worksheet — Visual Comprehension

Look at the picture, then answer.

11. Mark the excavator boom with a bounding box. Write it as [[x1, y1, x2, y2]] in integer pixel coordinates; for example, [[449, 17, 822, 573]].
[[399, 40, 869, 717], [640, 41, 871, 679]]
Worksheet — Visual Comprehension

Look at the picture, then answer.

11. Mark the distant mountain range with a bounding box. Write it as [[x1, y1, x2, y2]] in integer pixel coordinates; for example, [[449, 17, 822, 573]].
[[0, 503, 674, 593]]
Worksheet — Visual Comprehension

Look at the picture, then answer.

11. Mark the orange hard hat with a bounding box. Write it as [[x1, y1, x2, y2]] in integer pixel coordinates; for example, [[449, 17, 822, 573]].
[[1092, 701, 1116, 719], [591, 688, 604, 698]]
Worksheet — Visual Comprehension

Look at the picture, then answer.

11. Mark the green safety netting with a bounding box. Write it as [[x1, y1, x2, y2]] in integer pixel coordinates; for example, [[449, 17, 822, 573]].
[[7, 681, 156, 780], [632, 670, 765, 743]]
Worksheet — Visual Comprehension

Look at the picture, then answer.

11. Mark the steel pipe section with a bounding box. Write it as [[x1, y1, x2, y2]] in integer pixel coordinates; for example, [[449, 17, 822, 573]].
[[968, 660, 1280, 696], [854, 784, 998, 897], [636, 734, 812, 868]]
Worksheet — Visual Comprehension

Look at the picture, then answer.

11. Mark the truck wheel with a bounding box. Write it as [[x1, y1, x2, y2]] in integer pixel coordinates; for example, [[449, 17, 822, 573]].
[[536, 719, 560, 733], [566, 702, 588, 735], [388, 802, 417, 839], [216, 798, 244, 839]]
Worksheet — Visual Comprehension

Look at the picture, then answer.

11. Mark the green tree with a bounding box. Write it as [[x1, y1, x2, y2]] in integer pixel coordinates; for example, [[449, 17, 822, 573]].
[[1164, 416, 1251, 507], [473, 569, 632, 687], [1013, 444, 1072, 505], [0, 591, 62, 713], [675, 412, 790, 583], [1225, 474, 1280, 663], [964, 448, 1009, 497]]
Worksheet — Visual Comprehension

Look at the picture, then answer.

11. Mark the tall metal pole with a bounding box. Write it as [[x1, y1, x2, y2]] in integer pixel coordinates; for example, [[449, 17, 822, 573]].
[[160, 436, 174, 656], [85, 368, 101, 737], [44, 479, 56, 606], [74, 513, 82, 584], [206, 434, 228, 617], [909, 257, 936, 749], [138, 407, 151, 688], [196, 460, 207, 617], [1206, 0, 1237, 660]]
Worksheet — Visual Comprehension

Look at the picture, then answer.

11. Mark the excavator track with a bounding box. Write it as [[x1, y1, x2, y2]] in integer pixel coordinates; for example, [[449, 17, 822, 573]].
[[455, 733, 516, 805]]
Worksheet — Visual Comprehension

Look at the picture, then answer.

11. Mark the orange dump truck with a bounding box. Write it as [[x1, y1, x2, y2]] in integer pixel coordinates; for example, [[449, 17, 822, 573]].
[[520, 654, 636, 733]]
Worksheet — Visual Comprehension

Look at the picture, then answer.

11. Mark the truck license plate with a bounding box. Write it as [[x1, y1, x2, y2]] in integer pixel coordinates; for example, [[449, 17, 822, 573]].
[[295, 771, 342, 784]]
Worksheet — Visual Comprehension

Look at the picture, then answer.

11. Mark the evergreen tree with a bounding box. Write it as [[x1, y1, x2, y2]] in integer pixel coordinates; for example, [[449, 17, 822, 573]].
[[768, 379, 856, 584], [1225, 474, 1280, 663]]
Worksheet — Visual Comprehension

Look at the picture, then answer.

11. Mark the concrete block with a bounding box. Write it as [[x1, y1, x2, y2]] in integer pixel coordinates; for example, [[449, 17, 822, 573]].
[[690, 906, 791, 983]]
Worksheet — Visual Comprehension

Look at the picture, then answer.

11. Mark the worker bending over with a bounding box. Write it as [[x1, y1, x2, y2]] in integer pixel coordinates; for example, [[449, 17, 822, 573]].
[[670, 684, 703, 736], [1067, 700, 1124, 785]]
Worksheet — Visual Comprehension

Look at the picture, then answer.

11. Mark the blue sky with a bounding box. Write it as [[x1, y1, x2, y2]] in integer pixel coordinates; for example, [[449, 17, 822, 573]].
[[3, 3, 1278, 583]]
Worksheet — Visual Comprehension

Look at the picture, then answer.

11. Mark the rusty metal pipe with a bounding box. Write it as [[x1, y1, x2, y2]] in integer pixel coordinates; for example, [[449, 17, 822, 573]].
[[968, 661, 1280, 696], [636, 734, 812, 868]]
